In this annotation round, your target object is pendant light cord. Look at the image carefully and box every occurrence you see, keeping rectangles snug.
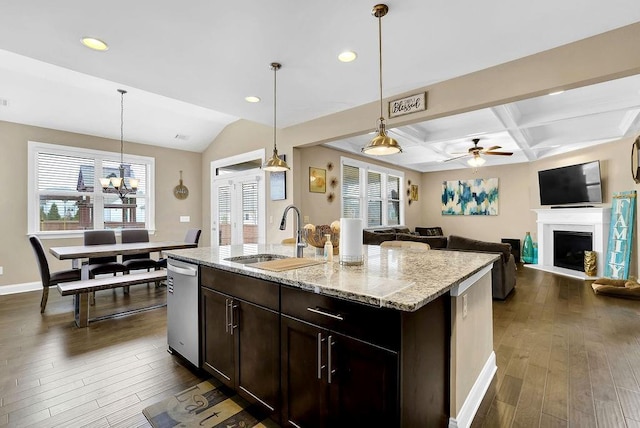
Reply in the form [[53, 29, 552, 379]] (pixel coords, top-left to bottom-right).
[[120, 90, 124, 165], [378, 14, 384, 121], [273, 65, 278, 152]]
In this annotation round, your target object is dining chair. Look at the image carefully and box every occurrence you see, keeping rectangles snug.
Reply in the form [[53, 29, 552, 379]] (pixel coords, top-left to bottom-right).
[[121, 229, 160, 290], [84, 230, 128, 301], [156, 228, 201, 269], [29, 235, 81, 313], [121, 229, 158, 271]]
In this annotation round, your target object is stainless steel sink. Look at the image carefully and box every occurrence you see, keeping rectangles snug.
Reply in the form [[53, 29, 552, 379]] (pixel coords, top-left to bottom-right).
[[225, 254, 291, 265]]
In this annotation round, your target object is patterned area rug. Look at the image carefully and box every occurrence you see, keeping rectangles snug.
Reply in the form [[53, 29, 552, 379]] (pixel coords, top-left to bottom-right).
[[143, 379, 279, 428]]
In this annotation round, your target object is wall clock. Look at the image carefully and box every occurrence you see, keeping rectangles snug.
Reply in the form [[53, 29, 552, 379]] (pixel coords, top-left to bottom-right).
[[173, 170, 189, 200], [633, 136, 640, 184]]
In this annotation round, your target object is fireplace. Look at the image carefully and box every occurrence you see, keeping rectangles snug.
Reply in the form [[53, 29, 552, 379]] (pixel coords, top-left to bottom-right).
[[553, 231, 593, 271], [532, 207, 610, 279]]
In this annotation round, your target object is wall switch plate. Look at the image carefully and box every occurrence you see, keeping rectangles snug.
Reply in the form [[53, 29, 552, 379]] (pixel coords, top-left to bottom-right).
[[270, 216, 273, 224], [0, 266, 3, 275], [304, 216, 310, 223], [180, 216, 190, 223], [462, 294, 468, 319]]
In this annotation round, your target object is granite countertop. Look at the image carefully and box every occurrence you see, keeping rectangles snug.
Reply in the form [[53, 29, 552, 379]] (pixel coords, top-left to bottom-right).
[[165, 244, 498, 312]]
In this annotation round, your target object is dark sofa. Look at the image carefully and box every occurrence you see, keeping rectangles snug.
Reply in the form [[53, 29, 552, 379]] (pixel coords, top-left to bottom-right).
[[363, 228, 516, 299]]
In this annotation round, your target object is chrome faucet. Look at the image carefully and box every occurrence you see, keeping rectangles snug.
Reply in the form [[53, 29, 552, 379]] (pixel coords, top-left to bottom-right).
[[279, 204, 306, 257]]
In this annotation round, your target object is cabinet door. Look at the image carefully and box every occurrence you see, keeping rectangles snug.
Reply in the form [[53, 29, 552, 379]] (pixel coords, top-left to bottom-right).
[[201, 288, 235, 388], [328, 332, 399, 426], [236, 299, 280, 417], [281, 316, 329, 427]]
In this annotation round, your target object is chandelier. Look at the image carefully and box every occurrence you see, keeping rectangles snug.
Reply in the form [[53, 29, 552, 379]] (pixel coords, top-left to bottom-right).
[[100, 89, 138, 200]]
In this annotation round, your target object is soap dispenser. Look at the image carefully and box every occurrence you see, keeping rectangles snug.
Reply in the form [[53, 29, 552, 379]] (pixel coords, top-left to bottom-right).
[[324, 234, 334, 262]]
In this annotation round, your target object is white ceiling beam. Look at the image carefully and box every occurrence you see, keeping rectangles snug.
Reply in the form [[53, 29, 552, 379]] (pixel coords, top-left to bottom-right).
[[491, 105, 538, 161]]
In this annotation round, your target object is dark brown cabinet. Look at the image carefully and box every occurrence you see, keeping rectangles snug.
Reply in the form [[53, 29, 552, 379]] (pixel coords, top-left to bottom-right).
[[200, 265, 450, 427], [200, 267, 280, 419], [280, 288, 399, 427]]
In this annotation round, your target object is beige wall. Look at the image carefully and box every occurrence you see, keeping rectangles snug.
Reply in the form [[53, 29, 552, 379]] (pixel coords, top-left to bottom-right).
[[296, 145, 422, 228], [0, 121, 202, 288]]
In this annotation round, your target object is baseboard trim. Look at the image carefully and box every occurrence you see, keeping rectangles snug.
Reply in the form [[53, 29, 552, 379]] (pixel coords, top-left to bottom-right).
[[0, 282, 41, 295], [448, 351, 497, 428]]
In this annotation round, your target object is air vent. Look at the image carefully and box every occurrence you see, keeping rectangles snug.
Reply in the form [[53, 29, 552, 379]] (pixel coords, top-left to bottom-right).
[[0, 98, 8, 107], [174, 134, 190, 141]]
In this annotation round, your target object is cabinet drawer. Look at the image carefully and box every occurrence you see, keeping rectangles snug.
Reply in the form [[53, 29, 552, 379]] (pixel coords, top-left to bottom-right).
[[281, 285, 400, 351], [201, 266, 279, 311]]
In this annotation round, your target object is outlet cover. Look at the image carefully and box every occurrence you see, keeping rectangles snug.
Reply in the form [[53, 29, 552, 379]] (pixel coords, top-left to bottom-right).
[[462, 294, 468, 319], [0, 266, 3, 275], [180, 216, 190, 223]]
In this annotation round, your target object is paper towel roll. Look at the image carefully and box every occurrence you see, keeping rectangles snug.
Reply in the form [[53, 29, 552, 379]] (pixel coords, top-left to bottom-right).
[[339, 218, 363, 265]]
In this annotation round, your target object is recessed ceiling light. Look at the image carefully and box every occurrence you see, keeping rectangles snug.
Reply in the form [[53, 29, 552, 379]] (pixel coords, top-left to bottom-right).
[[338, 51, 357, 63], [548, 90, 565, 96], [81, 37, 109, 51], [245, 96, 261, 103]]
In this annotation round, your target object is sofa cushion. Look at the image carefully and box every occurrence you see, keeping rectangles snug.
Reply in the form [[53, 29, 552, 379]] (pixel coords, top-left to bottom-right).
[[415, 227, 444, 236], [363, 230, 396, 245], [447, 235, 512, 263], [396, 233, 448, 249]]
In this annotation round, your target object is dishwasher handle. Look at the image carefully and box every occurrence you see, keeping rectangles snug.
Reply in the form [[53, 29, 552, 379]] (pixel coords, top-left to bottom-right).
[[167, 262, 198, 276]]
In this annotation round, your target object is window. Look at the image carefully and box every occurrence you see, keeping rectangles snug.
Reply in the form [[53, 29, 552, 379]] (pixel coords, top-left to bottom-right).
[[340, 157, 404, 227], [28, 142, 155, 236]]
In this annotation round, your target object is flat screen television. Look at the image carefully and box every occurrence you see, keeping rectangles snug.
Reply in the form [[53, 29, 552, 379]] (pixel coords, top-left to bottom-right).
[[538, 161, 603, 206]]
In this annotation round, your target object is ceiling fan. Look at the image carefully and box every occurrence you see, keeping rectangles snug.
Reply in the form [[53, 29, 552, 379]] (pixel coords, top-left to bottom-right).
[[444, 138, 513, 166]]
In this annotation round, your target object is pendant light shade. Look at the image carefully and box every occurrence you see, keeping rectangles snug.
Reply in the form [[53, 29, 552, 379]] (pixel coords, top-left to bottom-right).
[[362, 4, 402, 156], [263, 62, 290, 172]]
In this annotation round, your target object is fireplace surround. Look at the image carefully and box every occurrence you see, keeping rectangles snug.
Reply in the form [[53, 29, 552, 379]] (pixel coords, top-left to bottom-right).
[[531, 207, 610, 279]]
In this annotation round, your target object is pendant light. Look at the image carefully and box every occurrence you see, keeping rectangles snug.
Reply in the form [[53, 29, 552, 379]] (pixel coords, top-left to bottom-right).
[[263, 62, 290, 172], [99, 89, 138, 200], [362, 4, 402, 156]]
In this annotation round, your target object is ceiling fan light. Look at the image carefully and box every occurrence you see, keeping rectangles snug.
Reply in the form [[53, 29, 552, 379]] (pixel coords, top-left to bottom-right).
[[467, 156, 486, 167]]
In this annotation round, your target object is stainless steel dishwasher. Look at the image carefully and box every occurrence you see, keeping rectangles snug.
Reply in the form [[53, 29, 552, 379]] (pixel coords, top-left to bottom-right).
[[167, 259, 200, 367]]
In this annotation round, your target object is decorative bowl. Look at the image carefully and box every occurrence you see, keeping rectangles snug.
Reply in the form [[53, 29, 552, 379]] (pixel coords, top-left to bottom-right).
[[303, 224, 339, 255]]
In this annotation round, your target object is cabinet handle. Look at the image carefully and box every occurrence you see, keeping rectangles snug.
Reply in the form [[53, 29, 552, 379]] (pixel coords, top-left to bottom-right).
[[230, 303, 238, 336], [328, 335, 334, 384], [317, 333, 326, 380], [307, 307, 344, 321], [225, 298, 229, 333]]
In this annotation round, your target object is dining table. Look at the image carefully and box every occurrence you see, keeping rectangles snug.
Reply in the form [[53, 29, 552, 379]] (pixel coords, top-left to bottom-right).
[[49, 240, 198, 326]]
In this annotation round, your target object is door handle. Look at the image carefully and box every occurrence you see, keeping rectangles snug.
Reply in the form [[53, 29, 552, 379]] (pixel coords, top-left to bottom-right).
[[225, 298, 229, 333]]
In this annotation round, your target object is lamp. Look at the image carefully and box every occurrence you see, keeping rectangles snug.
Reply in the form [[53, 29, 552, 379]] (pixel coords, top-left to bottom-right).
[[263, 62, 290, 172], [100, 89, 138, 200], [362, 4, 402, 156], [467, 155, 486, 167]]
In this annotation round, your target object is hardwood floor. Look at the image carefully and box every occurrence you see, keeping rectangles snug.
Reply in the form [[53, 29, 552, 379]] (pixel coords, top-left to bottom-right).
[[473, 265, 640, 428], [2, 266, 639, 427], [0, 284, 206, 427]]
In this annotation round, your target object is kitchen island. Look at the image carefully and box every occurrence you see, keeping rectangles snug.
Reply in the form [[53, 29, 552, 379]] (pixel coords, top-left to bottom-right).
[[165, 244, 498, 428]]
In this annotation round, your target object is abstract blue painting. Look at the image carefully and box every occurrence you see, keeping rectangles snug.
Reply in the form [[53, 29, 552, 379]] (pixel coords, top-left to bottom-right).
[[442, 178, 499, 215]]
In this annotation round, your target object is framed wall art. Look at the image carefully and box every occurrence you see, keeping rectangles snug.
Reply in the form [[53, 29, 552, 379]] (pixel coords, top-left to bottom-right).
[[309, 167, 326, 193], [442, 178, 499, 215]]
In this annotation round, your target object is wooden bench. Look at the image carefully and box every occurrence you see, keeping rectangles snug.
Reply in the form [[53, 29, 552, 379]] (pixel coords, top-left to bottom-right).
[[58, 270, 167, 327]]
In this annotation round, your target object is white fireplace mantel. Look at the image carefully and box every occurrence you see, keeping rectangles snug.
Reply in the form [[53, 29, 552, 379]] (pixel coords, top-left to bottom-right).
[[530, 207, 611, 279]]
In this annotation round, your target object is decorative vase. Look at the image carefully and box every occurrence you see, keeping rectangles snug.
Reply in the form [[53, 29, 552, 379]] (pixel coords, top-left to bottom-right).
[[532, 242, 538, 264], [584, 251, 597, 277], [522, 232, 534, 264]]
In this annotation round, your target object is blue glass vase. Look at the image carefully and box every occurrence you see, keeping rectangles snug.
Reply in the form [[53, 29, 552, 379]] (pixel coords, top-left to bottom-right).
[[522, 232, 534, 264]]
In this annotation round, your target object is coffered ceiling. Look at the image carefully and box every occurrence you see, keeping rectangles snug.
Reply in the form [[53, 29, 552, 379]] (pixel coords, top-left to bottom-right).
[[0, 1, 639, 171]]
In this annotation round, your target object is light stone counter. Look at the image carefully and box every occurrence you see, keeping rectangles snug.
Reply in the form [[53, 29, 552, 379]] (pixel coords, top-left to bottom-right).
[[165, 244, 498, 312]]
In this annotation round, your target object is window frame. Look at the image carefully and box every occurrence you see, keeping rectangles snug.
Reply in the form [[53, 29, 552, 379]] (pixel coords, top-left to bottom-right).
[[340, 156, 405, 228], [28, 141, 155, 238]]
